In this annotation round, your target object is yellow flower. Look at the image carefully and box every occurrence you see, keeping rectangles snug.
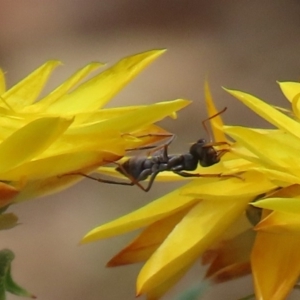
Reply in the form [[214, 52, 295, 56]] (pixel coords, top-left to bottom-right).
[[82, 80, 300, 299], [0, 50, 189, 209]]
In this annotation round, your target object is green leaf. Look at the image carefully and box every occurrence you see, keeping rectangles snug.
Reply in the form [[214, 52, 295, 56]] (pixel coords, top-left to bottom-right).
[[0, 249, 35, 299]]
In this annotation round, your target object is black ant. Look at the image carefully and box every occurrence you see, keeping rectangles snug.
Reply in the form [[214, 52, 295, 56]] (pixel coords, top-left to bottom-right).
[[67, 107, 232, 192]]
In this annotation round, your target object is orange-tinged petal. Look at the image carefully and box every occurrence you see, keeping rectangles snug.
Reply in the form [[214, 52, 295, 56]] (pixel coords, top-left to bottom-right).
[[224, 88, 300, 140], [203, 229, 255, 282], [255, 211, 300, 233], [251, 231, 300, 300], [277, 81, 300, 103], [2, 61, 61, 110], [81, 190, 198, 243], [204, 80, 227, 142], [0, 182, 19, 208], [1, 151, 121, 181], [136, 197, 250, 294], [107, 205, 195, 267], [24, 62, 103, 113], [0, 117, 73, 173], [0, 68, 6, 94], [45, 50, 167, 114]]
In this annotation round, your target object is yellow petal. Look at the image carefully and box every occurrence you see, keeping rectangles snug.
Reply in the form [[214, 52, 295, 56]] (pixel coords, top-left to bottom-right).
[[291, 92, 300, 120], [204, 80, 227, 142], [277, 81, 300, 103], [144, 263, 192, 300], [45, 50, 167, 114], [251, 231, 300, 299], [225, 126, 300, 170], [107, 205, 195, 267], [136, 197, 250, 294], [254, 168, 300, 186], [68, 99, 190, 136], [81, 190, 198, 243], [224, 88, 300, 140], [181, 171, 276, 200], [255, 211, 300, 233], [253, 197, 300, 214], [1, 151, 120, 181], [0, 68, 6, 94], [24, 62, 103, 113], [42, 128, 124, 158], [71, 104, 144, 126], [2, 61, 61, 110], [0, 117, 73, 173]]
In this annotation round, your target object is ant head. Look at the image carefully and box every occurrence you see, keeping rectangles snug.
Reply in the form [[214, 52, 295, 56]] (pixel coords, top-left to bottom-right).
[[189, 139, 220, 167]]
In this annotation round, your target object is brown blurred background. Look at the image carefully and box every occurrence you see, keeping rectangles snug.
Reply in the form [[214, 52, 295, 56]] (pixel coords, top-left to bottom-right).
[[1, 1, 300, 299]]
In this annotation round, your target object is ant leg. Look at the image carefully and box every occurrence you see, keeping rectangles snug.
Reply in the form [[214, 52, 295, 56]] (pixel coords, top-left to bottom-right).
[[202, 107, 227, 142], [202, 141, 230, 147], [173, 171, 241, 180], [216, 149, 230, 160], [142, 171, 161, 192], [126, 133, 176, 153], [70, 172, 135, 186], [109, 160, 149, 191]]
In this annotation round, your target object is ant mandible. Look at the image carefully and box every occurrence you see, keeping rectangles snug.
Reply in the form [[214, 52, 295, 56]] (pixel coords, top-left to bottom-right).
[[72, 107, 231, 192]]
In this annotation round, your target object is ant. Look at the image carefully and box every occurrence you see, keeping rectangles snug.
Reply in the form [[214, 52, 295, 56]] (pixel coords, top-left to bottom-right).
[[68, 107, 232, 192]]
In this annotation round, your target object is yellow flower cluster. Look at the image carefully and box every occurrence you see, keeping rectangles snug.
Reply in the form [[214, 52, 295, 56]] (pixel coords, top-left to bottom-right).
[[4, 49, 300, 300], [83, 78, 300, 299], [0, 50, 188, 207]]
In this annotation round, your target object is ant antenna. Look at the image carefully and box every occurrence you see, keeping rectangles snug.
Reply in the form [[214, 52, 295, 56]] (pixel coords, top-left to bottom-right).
[[202, 107, 227, 143]]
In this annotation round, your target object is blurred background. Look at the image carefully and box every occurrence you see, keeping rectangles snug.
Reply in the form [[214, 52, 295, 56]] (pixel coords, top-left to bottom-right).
[[1, 1, 300, 299]]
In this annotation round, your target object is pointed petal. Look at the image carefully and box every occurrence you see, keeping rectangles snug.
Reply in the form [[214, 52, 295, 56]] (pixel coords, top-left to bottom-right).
[[24, 62, 103, 113], [68, 99, 190, 136], [277, 81, 300, 103], [0, 182, 19, 208], [204, 229, 255, 279], [204, 80, 227, 142], [0, 69, 6, 95], [224, 88, 300, 140], [137, 197, 250, 294], [145, 263, 193, 300], [81, 189, 198, 244], [2, 61, 61, 110], [255, 211, 300, 233], [1, 151, 121, 181], [45, 50, 167, 114], [251, 231, 300, 300], [253, 197, 300, 214], [0, 117, 73, 173], [225, 126, 300, 170], [181, 171, 276, 200], [107, 205, 194, 266]]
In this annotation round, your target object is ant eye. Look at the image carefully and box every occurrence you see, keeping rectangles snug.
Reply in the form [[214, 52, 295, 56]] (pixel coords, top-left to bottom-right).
[[197, 138, 206, 144]]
